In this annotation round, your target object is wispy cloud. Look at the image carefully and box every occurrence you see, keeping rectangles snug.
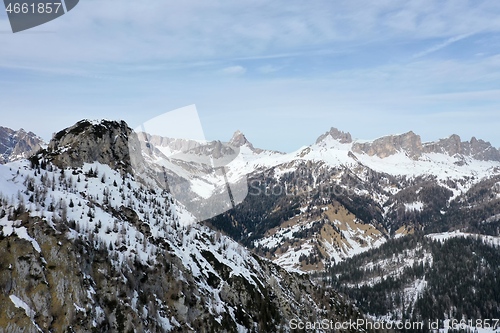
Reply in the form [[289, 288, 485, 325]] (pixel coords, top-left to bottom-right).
[[3, 0, 500, 151], [413, 33, 475, 59], [222, 65, 246, 75], [258, 65, 281, 74], [2, 0, 500, 69]]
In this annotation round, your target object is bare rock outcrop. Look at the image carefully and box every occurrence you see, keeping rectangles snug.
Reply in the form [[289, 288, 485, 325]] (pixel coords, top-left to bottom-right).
[[45, 120, 142, 174], [0, 127, 43, 164], [316, 127, 353, 144], [423, 134, 500, 161], [352, 131, 423, 159]]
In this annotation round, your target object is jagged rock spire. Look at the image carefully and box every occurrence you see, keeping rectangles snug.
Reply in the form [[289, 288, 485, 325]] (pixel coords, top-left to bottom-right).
[[316, 127, 353, 144]]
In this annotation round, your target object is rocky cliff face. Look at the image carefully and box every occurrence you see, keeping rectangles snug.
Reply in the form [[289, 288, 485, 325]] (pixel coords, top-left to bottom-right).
[[423, 134, 500, 161], [349, 131, 500, 161], [423, 134, 463, 156], [352, 131, 423, 159], [464, 136, 500, 161], [138, 130, 266, 158], [137, 132, 240, 161], [0, 126, 43, 164]]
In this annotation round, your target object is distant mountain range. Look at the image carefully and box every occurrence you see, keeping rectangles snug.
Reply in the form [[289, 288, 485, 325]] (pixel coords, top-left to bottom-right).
[[134, 125, 500, 271], [2, 120, 500, 331]]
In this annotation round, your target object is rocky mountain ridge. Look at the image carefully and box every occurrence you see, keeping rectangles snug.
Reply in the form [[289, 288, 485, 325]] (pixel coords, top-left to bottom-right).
[[317, 127, 500, 161], [0, 126, 44, 164]]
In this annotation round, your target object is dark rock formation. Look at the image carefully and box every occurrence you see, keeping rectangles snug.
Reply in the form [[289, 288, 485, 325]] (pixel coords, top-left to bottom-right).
[[0, 126, 43, 164]]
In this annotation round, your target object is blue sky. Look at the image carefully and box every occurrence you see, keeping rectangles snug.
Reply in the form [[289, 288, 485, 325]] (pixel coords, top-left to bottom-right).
[[1, 0, 500, 152]]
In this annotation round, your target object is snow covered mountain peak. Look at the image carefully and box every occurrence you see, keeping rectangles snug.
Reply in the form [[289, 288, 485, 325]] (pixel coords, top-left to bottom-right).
[[228, 130, 264, 154]]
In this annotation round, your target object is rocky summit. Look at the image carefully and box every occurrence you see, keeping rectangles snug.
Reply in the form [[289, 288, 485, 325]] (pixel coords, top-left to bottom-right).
[[348, 130, 500, 161], [315, 127, 353, 144], [45, 119, 142, 175], [0, 126, 43, 164]]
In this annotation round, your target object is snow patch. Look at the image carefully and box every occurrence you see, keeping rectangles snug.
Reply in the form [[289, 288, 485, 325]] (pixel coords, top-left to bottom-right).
[[9, 295, 42, 332], [404, 201, 424, 212], [0, 220, 41, 253]]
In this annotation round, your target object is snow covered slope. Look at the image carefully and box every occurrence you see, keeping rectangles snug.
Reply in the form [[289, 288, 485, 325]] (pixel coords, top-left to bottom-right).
[[329, 232, 500, 327]]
